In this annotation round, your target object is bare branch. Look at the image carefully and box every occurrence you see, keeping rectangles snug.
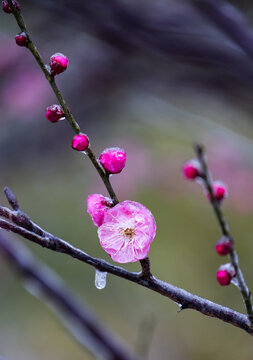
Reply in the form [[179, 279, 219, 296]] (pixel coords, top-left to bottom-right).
[[0, 232, 138, 360], [0, 189, 253, 335]]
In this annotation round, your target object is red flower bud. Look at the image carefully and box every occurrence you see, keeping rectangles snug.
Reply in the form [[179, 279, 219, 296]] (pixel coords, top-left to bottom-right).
[[206, 181, 228, 202], [216, 264, 235, 286], [15, 32, 28, 46], [215, 236, 233, 256], [45, 105, 64, 123], [183, 159, 202, 180], [49, 53, 68, 75], [99, 147, 126, 174], [72, 134, 89, 151], [2, 0, 20, 13]]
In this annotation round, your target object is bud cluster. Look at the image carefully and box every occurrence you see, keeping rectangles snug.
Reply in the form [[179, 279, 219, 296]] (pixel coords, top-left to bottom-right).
[[183, 158, 227, 202], [2, 0, 20, 13], [4, 9, 127, 176], [215, 236, 235, 286], [183, 157, 235, 286]]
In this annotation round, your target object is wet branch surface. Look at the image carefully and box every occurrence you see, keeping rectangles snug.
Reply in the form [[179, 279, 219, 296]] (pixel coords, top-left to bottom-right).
[[0, 187, 253, 335]]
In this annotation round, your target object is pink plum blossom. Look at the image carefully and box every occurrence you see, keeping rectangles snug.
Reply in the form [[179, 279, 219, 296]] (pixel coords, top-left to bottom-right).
[[87, 194, 112, 227], [98, 200, 156, 263]]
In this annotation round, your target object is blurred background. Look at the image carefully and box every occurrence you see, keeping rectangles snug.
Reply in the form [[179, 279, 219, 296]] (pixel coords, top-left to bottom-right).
[[1, 0, 253, 358]]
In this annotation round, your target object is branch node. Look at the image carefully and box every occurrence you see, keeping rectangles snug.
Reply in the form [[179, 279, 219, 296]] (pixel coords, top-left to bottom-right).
[[4, 187, 20, 211], [139, 257, 153, 280], [194, 143, 204, 157], [177, 303, 188, 313]]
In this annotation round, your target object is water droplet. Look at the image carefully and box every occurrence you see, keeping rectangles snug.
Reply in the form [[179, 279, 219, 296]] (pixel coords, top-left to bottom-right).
[[95, 269, 107, 290], [177, 304, 183, 312]]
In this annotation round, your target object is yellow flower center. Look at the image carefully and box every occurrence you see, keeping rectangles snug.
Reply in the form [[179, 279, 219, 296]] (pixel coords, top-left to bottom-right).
[[122, 227, 135, 239]]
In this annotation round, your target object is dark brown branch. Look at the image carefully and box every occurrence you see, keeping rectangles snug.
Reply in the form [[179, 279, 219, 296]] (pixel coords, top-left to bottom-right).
[[194, 144, 253, 324], [0, 232, 137, 360], [0, 189, 253, 335], [139, 257, 152, 280]]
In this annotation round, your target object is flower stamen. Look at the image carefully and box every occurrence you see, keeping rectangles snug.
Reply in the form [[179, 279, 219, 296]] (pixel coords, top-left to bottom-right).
[[122, 227, 135, 240]]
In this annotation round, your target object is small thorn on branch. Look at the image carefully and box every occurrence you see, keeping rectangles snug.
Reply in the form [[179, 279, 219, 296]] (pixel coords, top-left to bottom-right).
[[139, 257, 152, 280], [2, 187, 43, 235], [4, 187, 20, 211], [194, 143, 204, 157], [177, 304, 188, 313]]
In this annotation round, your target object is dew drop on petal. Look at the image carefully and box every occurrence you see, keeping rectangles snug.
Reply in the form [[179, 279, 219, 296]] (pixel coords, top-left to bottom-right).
[[95, 269, 107, 290]]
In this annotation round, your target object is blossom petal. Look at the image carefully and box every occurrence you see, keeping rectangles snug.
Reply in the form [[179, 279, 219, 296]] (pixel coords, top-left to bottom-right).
[[97, 200, 156, 263]]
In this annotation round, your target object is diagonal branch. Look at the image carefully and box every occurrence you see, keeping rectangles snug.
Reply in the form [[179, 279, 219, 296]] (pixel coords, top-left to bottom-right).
[[194, 144, 253, 324], [0, 232, 138, 360], [0, 187, 253, 335], [6, 0, 118, 206]]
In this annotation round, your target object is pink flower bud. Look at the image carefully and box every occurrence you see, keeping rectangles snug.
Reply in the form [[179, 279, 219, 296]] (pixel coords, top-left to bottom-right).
[[15, 32, 27, 46], [216, 263, 235, 286], [2, 0, 20, 13], [98, 200, 156, 263], [87, 194, 112, 227], [72, 134, 89, 151], [207, 181, 228, 202], [45, 104, 64, 123], [49, 53, 68, 75], [99, 147, 126, 174], [183, 159, 202, 180], [215, 236, 233, 256]]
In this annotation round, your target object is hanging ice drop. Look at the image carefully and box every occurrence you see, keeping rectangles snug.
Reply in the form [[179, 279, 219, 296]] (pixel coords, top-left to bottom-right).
[[95, 269, 107, 290]]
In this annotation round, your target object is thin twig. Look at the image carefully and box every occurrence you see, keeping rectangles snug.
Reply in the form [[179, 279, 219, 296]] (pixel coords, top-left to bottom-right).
[[0, 232, 137, 360], [0, 188, 253, 335], [6, 0, 118, 205], [194, 144, 253, 324]]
